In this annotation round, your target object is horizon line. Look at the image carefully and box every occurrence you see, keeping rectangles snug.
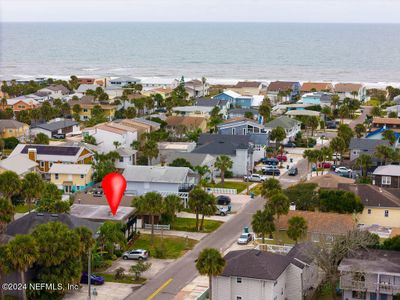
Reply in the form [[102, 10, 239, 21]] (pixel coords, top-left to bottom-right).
[[1, 21, 400, 24]]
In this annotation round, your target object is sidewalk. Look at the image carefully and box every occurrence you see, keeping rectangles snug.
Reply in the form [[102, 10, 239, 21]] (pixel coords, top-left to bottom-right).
[[64, 282, 139, 300]]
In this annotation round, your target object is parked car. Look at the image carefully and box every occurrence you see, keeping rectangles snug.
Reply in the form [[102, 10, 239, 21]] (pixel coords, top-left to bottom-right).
[[237, 232, 253, 245], [263, 166, 281, 176], [335, 166, 352, 174], [319, 162, 332, 169], [216, 195, 231, 206], [122, 249, 149, 260], [326, 121, 337, 129], [92, 189, 103, 197], [276, 155, 287, 162], [260, 157, 279, 165], [80, 273, 105, 285], [283, 141, 296, 148], [288, 167, 298, 176], [216, 205, 230, 216], [52, 133, 66, 139], [243, 173, 267, 182]]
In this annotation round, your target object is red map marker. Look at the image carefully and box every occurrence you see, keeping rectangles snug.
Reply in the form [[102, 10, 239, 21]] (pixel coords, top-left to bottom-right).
[[102, 173, 127, 215]]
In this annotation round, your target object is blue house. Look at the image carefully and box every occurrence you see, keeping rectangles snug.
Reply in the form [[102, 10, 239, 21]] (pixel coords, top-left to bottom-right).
[[213, 90, 263, 108], [213, 90, 241, 104], [299, 92, 332, 106], [366, 126, 400, 147]]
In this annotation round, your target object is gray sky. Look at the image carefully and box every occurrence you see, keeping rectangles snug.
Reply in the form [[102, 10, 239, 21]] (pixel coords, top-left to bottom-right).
[[1, 0, 399, 23]]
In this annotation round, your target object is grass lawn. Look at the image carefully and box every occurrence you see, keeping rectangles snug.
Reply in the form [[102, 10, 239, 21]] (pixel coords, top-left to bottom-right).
[[129, 234, 197, 259], [364, 99, 380, 107], [171, 217, 222, 233], [260, 230, 296, 245], [14, 204, 29, 213], [250, 183, 262, 196], [97, 272, 146, 284], [206, 181, 248, 193]]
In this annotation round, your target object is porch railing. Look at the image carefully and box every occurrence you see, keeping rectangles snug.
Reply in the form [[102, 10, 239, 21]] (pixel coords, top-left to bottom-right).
[[144, 224, 171, 231]]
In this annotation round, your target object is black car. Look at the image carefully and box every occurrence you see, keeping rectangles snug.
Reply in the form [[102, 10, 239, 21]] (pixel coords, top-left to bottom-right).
[[52, 133, 66, 139], [288, 167, 298, 176], [260, 157, 279, 165], [326, 121, 337, 129], [216, 195, 231, 206], [80, 273, 104, 285], [263, 168, 281, 176], [283, 141, 296, 148]]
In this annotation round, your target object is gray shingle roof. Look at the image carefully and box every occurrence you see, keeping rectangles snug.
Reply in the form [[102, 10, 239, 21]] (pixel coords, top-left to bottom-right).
[[164, 152, 215, 167], [349, 138, 390, 151], [195, 98, 229, 107], [0, 119, 27, 130], [373, 165, 400, 177], [193, 134, 250, 155], [228, 108, 259, 115], [6, 213, 101, 236], [265, 116, 301, 129], [34, 119, 78, 132]]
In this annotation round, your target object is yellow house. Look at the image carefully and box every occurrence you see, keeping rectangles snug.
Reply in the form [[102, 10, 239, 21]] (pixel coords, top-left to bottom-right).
[[142, 87, 173, 99], [0, 120, 29, 138], [69, 96, 117, 121], [339, 183, 400, 228], [48, 163, 94, 193]]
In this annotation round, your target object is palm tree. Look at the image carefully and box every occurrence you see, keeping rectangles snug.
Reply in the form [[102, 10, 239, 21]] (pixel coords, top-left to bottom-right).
[[188, 187, 210, 231], [0, 171, 21, 203], [287, 216, 308, 243], [267, 192, 290, 224], [113, 141, 121, 149], [21, 172, 44, 212], [331, 95, 340, 110], [141, 139, 159, 165], [354, 124, 366, 138], [163, 194, 183, 224], [375, 144, 395, 165], [0, 245, 11, 300], [0, 197, 14, 234], [371, 106, 382, 117], [251, 209, 275, 243], [338, 105, 350, 123], [1, 97, 7, 110], [382, 129, 396, 146], [194, 165, 210, 187], [97, 221, 126, 256], [260, 178, 282, 199], [330, 137, 346, 165], [132, 192, 164, 244], [350, 91, 358, 99], [307, 116, 320, 136], [258, 99, 272, 123], [196, 248, 225, 300], [214, 155, 233, 187], [320, 146, 333, 168], [200, 194, 217, 231], [354, 154, 372, 177], [270, 126, 286, 155], [6, 234, 39, 300], [303, 149, 317, 176]]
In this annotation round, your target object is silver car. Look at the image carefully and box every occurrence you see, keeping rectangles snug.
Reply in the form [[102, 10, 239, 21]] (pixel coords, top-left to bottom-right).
[[122, 249, 149, 260]]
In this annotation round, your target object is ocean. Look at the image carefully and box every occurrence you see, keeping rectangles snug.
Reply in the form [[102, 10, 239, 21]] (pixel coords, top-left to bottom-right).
[[1, 22, 400, 83]]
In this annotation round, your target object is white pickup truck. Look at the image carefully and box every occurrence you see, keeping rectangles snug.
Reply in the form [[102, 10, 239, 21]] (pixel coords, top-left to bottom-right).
[[243, 173, 267, 182]]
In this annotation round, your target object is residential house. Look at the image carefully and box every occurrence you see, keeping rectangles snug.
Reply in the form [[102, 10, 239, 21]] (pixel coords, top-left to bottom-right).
[[31, 119, 80, 138], [213, 90, 242, 105], [76, 84, 101, 94], [172, 106, 213, 117], [285, 109, 321, 118], [308, 173, 355, 189], [69, 95, 117, 121], [373, 165, 400, 188], [334, 83, 366, 101], [83, 123, 138, 153], [349, 138, 390, 161], [38, 84, 70, 99], [386, 105, 400, 117], [212, 243, 321, 300], [366, 127, 400, 146], [266, 81, 301, 103], [192, 134, 254, 176], [184, 79, 209, 98], [339, 183, 400, 229], [299, 92, 332, 106], [300, 82, 333, 94], [141, 78, 175, 90], [217, 118, 268, 161], [115, 147, 137, 170], [339, 249, 400, 300], [195, 98, 230, 117], [0, 154, 38, 176], [8, 144, 93, 174], [77, 77, 106, 86], [165, 116, 208, 134], [115, 118, 160, 136], [371, 117, 400, 132], [108, 77, 141, 87], [123, 165, 198, 207], [276, 210, 355, 242], [2, 97, 39, 112], [227, 108, 260, 122], [141, 87, 173, 99], [158, 141, 197, 157], [48, 163, 94, 193], [264, 116, 301, 143], [231, 81, 264, 95], [1, 213, 101, 299], [0, 120, 29, 138]]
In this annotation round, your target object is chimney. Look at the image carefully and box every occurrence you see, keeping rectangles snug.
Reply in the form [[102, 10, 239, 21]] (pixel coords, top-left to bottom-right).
[[28, 148, 37, 161]]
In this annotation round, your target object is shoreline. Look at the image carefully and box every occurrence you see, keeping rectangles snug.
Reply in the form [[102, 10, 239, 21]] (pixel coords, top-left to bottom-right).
[[2, 74, 399, 89]]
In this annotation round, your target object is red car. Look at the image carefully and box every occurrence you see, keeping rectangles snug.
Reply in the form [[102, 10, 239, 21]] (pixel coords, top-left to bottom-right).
[[276, 155, 287, 162], [319, 162, 332, 169]]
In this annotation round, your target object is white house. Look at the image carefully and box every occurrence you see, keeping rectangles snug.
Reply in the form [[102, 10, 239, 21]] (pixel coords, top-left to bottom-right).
[[264, 116, 301, 143], [212, 244, 320, 300], [82, 123, 138, 153], [123, 165, 198, 206], [38, 84, 70, 99], [115, 147, 137, 170], [108, 77, 141, 87], [0, 154, 38, 176], [334, 83, 366, 101]]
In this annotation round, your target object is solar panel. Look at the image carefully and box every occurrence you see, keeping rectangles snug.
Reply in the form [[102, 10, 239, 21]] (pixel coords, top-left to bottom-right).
[[21, 145, 80, 156]]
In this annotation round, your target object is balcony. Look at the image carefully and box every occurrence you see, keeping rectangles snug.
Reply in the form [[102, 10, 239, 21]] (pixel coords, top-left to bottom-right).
[[340, 277, 400, 294]]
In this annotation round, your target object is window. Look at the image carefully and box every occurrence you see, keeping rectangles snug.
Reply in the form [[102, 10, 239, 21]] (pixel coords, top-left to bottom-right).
[[352, 291, 366, 299], [232, 128, 236, 135], [119, 157, 124, 162], [236, 297, 242, 300], [236, 277, 242, 283], [83, 109, 88, 112], [385, 210, 389, 217], [368, 209, 371, 214], [382, 176, 391, 185], [40, 161, 44, 168], [80, 174, 85, 179], [55, 174, 59, 180]]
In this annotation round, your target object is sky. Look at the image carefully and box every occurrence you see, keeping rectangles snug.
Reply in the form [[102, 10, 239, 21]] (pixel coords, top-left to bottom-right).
[[1, 0, 399, 23]]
